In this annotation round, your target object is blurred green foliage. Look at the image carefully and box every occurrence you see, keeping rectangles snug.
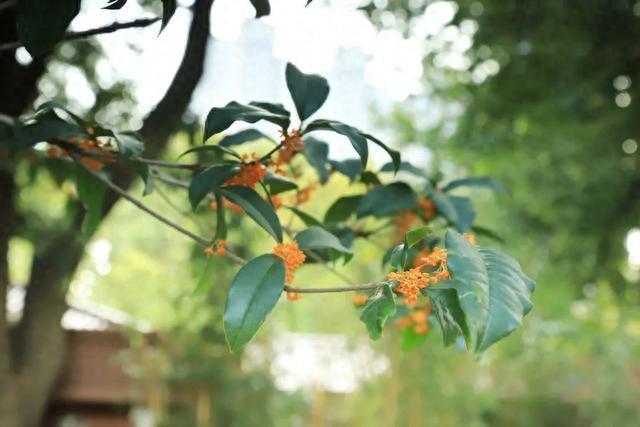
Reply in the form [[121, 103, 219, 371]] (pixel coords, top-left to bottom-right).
[[10, 1, 640, 425]]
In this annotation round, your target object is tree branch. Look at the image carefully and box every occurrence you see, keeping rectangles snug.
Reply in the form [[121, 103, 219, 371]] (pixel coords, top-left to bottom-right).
[[284, 284, 379, 294], [0, 18, 160, 52]]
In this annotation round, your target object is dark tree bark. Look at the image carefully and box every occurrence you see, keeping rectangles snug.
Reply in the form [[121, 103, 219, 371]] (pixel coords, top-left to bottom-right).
[[0, 0, 214, 425]]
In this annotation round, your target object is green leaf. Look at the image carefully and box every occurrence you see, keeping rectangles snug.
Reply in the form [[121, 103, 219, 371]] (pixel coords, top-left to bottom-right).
[[103, 0, 127, 10], [360, 284, 396, 340], [224, 254, 286, 352], [249, 0, 270, 17], [389, 244, 407, 271], [113, 132, 144, 158], [160, 0, 177, 30], [302, 137, 330, 183], [305, 119, 368, 167], [401, 327, 428, 352], [14, 119, 84, 150], [134, 163, 154, 196], [36, 101, 85, 126], [405, 226, 431, 248], [285, 207, 323, 227], [221, 186, 283, 242], [441, 176, 507, 194], [362, 132, 400, 173], [445, 229, 535, 352], [188, 164, 239, 210], [329, 159, 362, 180], [204, 102, 290, 141], [431, 191, 476, 232], [426, 286, 471, 348], [285, 63, 330, 121], [360, 171, 381, 186], [178, 144, 241, 161], [193, 257, 214, 296], [219, 129, 273, 147], [324, 195, 362, 224], [357, 183, 416, 218], [471, 226, 505, 244], [214, 190, 227, 240], [75, 168, 106, 236], [295, 226, 352, 254], [17, 0, 80, 55], [249, 102, 290, 116], [380, 161, 427, 178], [263, 172, 298, 195]]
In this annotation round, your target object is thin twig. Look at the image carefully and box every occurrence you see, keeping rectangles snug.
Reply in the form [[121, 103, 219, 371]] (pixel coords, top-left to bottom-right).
[[77, 160, 382, 294], [284, 283, 379, 294], [259, 143, 283, 162], [135, 157, 200, 170], [72, 154, 246, 265], [0, 17, 159, 51]]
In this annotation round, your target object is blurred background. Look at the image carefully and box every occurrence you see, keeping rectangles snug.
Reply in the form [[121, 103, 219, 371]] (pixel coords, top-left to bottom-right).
[[6, 0, 640, 426]]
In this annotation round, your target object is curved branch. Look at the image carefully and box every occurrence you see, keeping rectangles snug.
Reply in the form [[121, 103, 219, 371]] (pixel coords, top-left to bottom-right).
[[0, 18, 160, 52]]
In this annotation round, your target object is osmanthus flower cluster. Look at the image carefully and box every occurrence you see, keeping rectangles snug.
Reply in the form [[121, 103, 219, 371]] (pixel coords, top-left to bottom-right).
[[0, 63, 536, 355]]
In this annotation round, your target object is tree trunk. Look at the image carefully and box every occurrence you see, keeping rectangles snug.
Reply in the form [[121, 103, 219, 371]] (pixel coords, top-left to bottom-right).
[[0, 0, 214, 424]]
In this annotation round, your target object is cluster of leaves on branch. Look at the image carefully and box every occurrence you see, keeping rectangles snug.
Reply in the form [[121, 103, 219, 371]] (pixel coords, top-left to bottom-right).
[[0, 62, 535, 354]]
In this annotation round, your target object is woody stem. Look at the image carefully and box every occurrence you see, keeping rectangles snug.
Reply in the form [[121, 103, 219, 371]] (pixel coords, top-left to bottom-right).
[[76, 162, 381, 294]]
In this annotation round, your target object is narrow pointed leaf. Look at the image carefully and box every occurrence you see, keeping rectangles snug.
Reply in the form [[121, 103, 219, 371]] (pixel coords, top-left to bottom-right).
[[295, 226, 352, 254], [305, 119, 368, 167], [219, 129, 273, 147], [75, 168, 106, 235], [302, 137, 330, 183], [188, 164, 239, 210], [160, 0, 177, 30], [441, 176, 507, 194], [362, 132, 400, 173], [357, 183, 416, 218], [204, 102, 290, 141], [324, 195, 361, 223], [221, 186, 283, 242], [178, 144, 241, 161]]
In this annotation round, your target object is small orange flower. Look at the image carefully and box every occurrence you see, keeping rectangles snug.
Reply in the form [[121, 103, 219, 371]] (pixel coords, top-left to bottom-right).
[[393, 211, 418, 241], [387, 268, 430, 304], [282, 129, 304, 152], [286, 291, 302, 301], [46, 147, 60, 158], [204, 240, 226, 256], [81, 156, 104, 171], [210, 198, 244, 213], [413, 322, 429, 334], [295, 186, 313, 205], [463, 232, 477, 246], [417, 197, 436, 221], [352, 294, 369, 306], [225, 158, 266, 189], [413, 248, 431, 268], [396, 316, 413, 329], [398, 305, 431, 334], [273, 129, 304, 167], [86, 127, 95, 136], [273, 242, 306, 283], [270, 195, 283, 210]]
